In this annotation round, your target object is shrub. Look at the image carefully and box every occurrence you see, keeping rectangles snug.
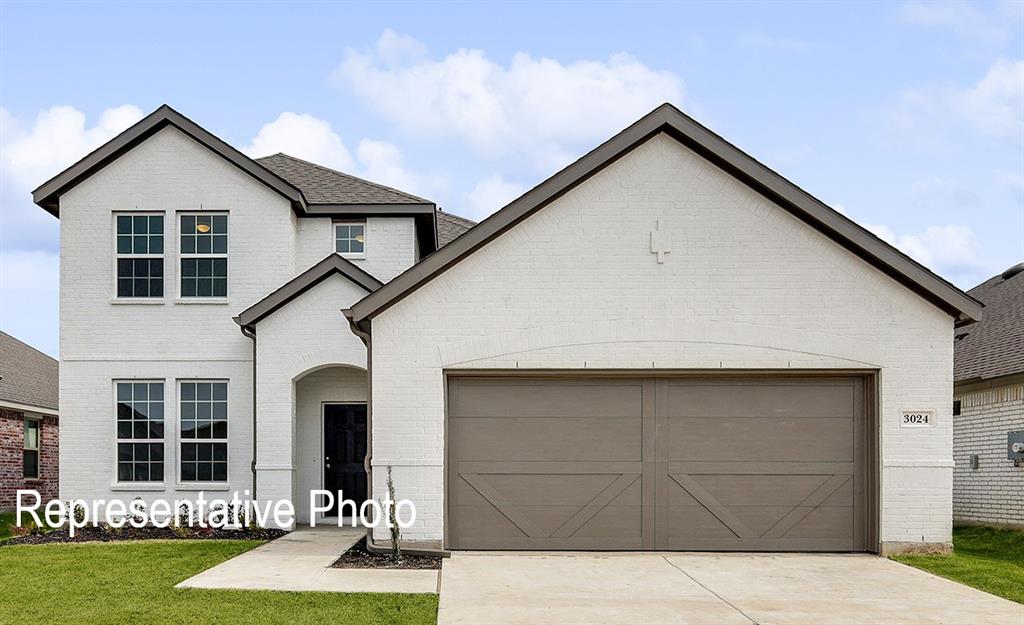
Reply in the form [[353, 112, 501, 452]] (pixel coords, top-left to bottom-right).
[[385, 465, 402, 560]]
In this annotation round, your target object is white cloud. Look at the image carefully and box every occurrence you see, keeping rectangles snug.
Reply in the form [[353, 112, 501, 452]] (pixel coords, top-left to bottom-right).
[[898, 1, 1010, 42], [241, 111, 445, 201], [333, 30, 684, 168], [890, 58, 1024, 146], [1, 104, 143, 190], [951, 58, 1024, 140], [355, 139, 447, 200], [244, 112, 353, 170], [465, 174, 526, 220], [865, 222, 985, 283], [0, 250, 59, 357]]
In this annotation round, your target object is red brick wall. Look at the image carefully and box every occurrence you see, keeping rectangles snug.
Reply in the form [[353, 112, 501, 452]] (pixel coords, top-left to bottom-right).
[[0, 408, 59, 510]]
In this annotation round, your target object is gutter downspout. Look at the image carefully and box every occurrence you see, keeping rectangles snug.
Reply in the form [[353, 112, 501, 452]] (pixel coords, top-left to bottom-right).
[[238, 321, 258, 500], [343, 310, 376, 549]]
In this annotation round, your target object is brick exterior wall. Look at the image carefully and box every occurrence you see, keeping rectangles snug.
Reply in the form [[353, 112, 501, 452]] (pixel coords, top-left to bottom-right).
[[953, 382, 1024, 527], [57, 125, 415, 512], [370, 133, 957, 550], [0, 408, 58, 510]]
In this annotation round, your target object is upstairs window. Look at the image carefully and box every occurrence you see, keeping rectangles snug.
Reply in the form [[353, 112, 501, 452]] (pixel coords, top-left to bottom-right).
[[180, 214, 228, 298], [335, 222, 365, 256], [115, 214, 163, 298], [115, 381, 164, 482], [23, 419, 40, 479]]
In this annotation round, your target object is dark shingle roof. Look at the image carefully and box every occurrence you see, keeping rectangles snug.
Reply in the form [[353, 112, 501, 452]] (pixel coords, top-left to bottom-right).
[[955, 264, 1024, 383], [255, 153, 431, 205], [437, 210, 476, 247], [0, 332, 58, 411]]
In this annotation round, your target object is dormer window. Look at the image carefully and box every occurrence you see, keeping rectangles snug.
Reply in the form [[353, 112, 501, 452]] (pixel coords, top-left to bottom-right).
[[335, 222, 365, 257]]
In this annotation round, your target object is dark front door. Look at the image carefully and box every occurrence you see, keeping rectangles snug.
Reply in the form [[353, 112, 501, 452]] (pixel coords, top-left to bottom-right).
[[324, 403, 368, 516]]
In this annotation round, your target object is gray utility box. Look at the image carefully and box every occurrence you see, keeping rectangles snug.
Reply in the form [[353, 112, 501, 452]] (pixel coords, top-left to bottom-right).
[[1009, 431, 1024, 461]]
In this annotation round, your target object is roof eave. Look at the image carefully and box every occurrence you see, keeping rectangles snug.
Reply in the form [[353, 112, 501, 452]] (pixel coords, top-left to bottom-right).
[[32, 104, 307, 217], [235, 254, 383, 328], [303, 203, 438, 255], [348, 103, 983, 326]]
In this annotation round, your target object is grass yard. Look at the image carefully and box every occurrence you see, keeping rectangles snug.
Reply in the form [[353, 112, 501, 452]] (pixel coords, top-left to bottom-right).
[[0, 540, 438, 625], [892, 525, 1024, 604]]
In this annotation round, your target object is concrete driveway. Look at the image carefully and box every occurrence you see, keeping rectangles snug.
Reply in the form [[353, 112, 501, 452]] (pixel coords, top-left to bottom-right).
[[438, 552, 1024, 625]]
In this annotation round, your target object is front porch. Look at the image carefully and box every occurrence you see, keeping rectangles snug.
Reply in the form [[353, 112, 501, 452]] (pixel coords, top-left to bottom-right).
[[258, 364, 370, 526], [242, 264, 380, 528]]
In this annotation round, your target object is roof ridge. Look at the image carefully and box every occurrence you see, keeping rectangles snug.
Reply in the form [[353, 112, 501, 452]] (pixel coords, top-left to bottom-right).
[[0, 330, 57, 363], [256, 152, 433, 205]]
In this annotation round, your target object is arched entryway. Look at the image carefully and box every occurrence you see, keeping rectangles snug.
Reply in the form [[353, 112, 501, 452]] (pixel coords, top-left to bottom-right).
[[293, 364, 368, 524]]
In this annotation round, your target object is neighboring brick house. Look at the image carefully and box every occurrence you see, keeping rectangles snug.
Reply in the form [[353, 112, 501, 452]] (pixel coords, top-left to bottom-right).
[[35, 103, 984, 554], [0, 331, 59, 509], [953, 262, 1024, 528]]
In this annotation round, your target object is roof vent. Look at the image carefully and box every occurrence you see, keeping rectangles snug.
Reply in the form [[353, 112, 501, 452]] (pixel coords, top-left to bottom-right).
[[1001, 262, 1024, 281]]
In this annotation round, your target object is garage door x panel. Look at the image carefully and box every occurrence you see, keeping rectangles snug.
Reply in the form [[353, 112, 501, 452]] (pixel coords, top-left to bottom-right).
[[447, 376, 865, 551]]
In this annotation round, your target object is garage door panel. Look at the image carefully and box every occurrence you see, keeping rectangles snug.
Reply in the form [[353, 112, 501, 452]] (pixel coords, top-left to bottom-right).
[[667, 473, 851, 507], [449, 380, 644, 418], [453, 473, 641, 507], [568, 505, 644, 539], [667, 417, 853, 462], [665, 505, 743, 538], [450, 417, 642, 461], [667, 382, 856, 419], [785, 506, 855, 538], [452, 480, 643, 541], [446, 375, 867, 552], [451, 506, 644, 542]]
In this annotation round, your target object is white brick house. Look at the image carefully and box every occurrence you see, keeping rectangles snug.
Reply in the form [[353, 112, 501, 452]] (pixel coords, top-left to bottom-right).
[[36, 104, 982, 554], [953, 263, 1024, 528]]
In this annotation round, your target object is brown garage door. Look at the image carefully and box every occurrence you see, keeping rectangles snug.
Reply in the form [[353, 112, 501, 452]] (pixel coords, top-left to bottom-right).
[[446, 375, 868, 551]]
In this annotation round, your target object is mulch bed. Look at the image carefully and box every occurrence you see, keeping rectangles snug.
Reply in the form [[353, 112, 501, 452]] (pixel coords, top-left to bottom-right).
[[331, 537, 442, 570], [2, 525, 285, 546]]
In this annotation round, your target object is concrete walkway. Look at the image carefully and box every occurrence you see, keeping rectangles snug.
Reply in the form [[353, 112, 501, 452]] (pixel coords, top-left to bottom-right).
[[177, 525, 439, 594], [438, 552, 1024, 625]]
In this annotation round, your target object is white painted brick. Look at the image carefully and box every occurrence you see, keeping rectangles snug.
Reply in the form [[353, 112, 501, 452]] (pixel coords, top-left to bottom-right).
[[370, 134, 955, 545], [58, 127, 416, 514]]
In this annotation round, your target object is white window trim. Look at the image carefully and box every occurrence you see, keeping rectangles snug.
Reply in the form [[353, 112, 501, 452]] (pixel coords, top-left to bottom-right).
[[175, 379, 229, 487], [23, 417, 40, 480], [113, 379, 166, 485], [177, 211, 230, 301], [112, 211, 165, 301], [333, 220, 367, 259]]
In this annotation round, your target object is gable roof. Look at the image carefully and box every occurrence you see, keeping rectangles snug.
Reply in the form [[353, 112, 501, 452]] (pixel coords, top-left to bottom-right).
[[0, 331, 58, 412], [256, 153, 431, 205], [436, 210, 477, 247], [32, 104, 443, 254], [348, 103, 983, 328], [235, 254, 383, 328], [954, 263, 1024, 384], [33, 105, 306, 215]]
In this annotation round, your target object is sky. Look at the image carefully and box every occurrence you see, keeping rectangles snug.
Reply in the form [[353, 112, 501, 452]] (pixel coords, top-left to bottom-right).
[[1, 1, 1022, 357]]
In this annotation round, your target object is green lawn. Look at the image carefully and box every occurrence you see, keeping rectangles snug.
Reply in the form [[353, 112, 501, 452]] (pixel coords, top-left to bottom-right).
[[0, 540, 438, 625], [892, 525, 1024, 604]]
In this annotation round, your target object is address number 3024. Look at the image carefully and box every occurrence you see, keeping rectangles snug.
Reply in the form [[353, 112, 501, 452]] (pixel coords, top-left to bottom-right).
[[901, 411, 933, 427]]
